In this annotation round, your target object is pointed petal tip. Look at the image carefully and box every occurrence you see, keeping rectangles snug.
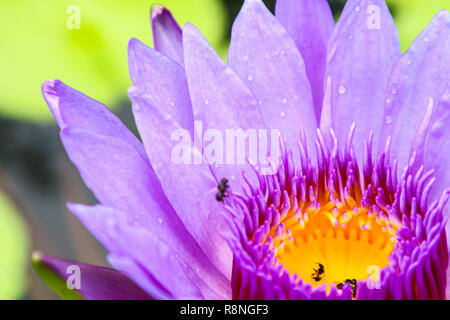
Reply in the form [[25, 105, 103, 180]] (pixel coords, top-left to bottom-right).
[[182, 22, 215, 53], [430, 9, 450, 27], [41, 79, 61, 96], [150, 4, 165, 18], [32, 251, 153, 300], [127, 86, 148, 108], [127, 85, 141, 97], [150, 5, 183, 66], [182, 21, 197, 35], [427, 9, 450, 31], [127, 37, 139, 48], [66, 202, 101, 219], [150, 4, 174, 22], [67, 202, 85, 221], [31, 251, 85, 300], [42, 79, 65, 126], [127, 37, 144, 57], [32, 250, 44, 263], [241, 0, 269, 13], [437, 8, 449, 17], [66, 201, 79, 211], [243, 0, 261, 7], [182, 22, 206, 51]]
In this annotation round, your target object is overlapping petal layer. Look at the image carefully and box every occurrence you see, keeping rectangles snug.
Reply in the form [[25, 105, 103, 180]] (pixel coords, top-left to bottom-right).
[[321, 0, 401, 159], [276, 0, 334, 119], [37, 0, 450, 300]]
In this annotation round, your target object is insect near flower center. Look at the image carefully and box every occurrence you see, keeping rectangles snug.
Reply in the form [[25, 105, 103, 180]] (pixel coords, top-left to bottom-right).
[[226, 127, 447, 300], [268, 197, 399, 289]]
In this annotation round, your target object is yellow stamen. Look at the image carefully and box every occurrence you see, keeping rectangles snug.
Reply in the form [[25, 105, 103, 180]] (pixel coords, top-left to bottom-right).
[[267, 195, 399, 290]]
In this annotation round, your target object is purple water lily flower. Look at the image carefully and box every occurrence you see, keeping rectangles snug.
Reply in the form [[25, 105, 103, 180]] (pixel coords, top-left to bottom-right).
[[36, 0, 450, 300]]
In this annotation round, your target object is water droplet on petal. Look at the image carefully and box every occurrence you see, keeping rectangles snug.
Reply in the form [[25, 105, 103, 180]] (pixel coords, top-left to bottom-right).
[[170, 101, 175, 107], [391, 88, 397, 95], [158, 218, 164, 224], [407, 60, 412, 65], [386, 98, 392, 104], [386, 116, 393, 124], [338, 85, 346, 95], [282, 98, 288, 104], [424, 37, 429, 42], [280, 111, 286, 118], [355, 6, 361, 12], [247, 75, 253, 82], [205, 99, 209, 105], [243, 55, 249, 62]]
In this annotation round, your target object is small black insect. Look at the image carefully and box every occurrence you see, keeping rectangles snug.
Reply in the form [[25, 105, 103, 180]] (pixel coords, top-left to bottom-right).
[[336, 278, 358, 298], [216, 178, 229, 202], [311, 263, 325, 282]]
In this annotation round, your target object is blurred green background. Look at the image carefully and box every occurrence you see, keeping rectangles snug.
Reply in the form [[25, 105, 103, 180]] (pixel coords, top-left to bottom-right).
[[0, 0, 447, 299]]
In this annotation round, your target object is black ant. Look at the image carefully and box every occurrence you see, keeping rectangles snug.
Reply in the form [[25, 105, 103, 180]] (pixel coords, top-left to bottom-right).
[[336, 278, 358, 298], [216, 178, 229, 202], [311, 263, 325, 282]]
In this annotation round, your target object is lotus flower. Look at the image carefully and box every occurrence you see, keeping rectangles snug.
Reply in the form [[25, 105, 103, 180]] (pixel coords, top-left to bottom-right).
[[35, 0, 450, 300]]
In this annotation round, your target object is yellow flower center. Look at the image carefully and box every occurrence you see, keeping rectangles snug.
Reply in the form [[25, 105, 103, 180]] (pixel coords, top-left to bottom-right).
[[268, 196, 400, 290]]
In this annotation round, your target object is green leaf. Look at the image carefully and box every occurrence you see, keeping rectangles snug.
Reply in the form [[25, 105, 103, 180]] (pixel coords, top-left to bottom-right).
[[0, 191, 29, 299], [32, 252, 84, 300], [0, 0, 226, 121], [388, 0, 450, 52]]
